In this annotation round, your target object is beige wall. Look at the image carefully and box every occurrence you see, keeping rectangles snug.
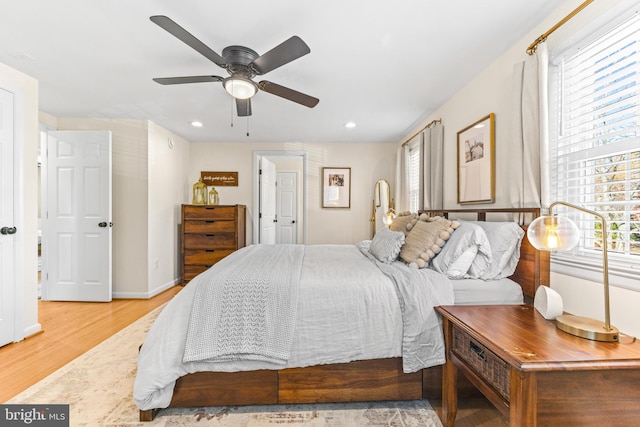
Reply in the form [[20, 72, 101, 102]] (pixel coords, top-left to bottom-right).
[[148, 122, 190, 296], [400, 0, 640, 338], [189, 141, 397, 245], [51, 118, 190, 297]]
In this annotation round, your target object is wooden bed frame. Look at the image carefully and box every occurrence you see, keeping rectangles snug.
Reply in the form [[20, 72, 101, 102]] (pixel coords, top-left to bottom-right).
[[140, 208, 550, 421]]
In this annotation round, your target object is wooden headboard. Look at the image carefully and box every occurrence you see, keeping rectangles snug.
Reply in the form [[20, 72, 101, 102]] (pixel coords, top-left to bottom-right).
[[419, 208, 550, 301]]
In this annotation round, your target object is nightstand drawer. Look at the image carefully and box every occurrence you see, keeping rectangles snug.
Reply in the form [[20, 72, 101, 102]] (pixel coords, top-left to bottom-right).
[[452, 325, 510, 402]]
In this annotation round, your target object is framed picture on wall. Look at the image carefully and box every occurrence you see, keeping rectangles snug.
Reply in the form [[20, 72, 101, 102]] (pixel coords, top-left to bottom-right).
[[457, 113, 495, 204], [322, 167, 351, 208]]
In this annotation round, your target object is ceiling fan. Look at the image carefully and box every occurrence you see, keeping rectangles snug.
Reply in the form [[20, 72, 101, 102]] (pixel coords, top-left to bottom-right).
[[150, 15, 319, 117]]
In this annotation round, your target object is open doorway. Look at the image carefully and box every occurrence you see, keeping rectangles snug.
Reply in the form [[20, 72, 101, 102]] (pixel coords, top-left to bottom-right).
[[253, 151, 307, 244]]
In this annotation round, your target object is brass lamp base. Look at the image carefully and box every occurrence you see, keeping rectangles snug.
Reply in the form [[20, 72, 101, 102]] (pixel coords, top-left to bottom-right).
[[555, 314, 619, 342]]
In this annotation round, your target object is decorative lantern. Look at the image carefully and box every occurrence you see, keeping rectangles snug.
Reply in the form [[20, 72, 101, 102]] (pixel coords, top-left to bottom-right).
[[208, 186, 219, 205], [192, 178, 207, 205]]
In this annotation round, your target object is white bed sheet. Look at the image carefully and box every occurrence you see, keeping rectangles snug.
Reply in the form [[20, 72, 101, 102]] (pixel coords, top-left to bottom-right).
[[452, 277, 523, 305]]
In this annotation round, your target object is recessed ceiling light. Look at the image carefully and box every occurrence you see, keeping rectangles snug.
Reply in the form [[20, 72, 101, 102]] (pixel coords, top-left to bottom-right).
[[344, 122, 356, 128], [190, 121, 203, 127]]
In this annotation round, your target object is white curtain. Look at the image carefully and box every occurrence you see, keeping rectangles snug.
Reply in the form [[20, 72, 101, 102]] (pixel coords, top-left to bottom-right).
[[509, 43, 550, 223], [422, 123, 444, 210], [395, 144, 410, 212]]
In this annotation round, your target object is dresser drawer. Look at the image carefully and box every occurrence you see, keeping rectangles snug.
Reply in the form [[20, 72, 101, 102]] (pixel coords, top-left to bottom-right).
[[183, 265, 210, 282], [184, 220, 236, 234], [452, 325, 510, 402], [183, 205, 236, 220], [183, 233, 237, 249], [184, 249, 234, 265]]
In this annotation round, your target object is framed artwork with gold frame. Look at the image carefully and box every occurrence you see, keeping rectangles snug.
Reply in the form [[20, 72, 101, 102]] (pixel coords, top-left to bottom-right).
[[457, 113, 495, 204], [322, 167, 351, 208]]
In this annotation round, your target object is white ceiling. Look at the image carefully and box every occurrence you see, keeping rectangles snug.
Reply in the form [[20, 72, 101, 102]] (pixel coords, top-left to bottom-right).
[[1, 0, 559, 144]]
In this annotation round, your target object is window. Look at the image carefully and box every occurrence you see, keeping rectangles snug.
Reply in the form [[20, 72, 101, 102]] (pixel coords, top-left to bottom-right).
[[549, 11, 640, 288], [407, 141, 421, 213]]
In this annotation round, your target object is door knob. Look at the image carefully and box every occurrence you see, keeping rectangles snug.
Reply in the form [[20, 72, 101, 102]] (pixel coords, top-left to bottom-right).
[[0, 226, 17, 235], [98, 222, 108, 228], [292, 220, 296, 224]]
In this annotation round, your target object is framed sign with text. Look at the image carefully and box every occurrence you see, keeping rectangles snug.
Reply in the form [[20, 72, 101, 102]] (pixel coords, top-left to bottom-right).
[[201, 171, 239, 187]]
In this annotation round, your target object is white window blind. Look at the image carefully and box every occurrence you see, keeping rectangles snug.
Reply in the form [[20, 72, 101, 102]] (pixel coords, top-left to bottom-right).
[[408, 144, 421, 213], [549, 11, 640, 284]]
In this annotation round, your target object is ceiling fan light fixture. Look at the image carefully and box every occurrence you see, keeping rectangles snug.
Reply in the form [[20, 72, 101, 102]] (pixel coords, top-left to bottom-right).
[[223, 77, 257, 99]]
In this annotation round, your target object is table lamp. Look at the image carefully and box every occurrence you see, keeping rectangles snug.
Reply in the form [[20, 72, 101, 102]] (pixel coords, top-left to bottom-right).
[[527, 201, 619, 342]]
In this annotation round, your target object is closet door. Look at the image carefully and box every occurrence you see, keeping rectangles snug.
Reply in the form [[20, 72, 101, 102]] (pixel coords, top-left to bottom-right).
[[0, 88, 16, 346], [43, 131, 112, 302]]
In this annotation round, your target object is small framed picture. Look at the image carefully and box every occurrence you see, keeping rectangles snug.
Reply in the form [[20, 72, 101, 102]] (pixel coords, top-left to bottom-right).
[[322, 167, 351, 208], [457, 113, 495, 204]]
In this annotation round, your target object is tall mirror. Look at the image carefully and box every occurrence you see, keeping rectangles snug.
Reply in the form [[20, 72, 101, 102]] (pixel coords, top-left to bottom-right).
[[371, 179, 394, 237]]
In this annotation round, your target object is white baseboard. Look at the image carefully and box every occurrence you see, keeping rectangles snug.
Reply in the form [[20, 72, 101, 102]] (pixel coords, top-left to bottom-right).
[[112, 278, 181, 299], [23, 322, 43, 340]]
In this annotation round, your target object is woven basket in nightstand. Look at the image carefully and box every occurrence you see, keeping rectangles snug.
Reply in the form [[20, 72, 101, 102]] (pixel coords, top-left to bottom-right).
[[452, 326, 510, 401]]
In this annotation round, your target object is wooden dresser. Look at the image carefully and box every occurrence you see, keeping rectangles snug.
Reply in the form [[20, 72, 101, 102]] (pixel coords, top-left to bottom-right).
[[181, 204, 246, 284]]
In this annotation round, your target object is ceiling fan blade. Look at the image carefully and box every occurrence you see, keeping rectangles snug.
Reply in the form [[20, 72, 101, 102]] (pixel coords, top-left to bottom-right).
[[150, 15, 227, 67], [251, 36, 310, 75], [258, 81, 319, 108], [236, 98, 252, 117], [153, 76, 223, 85]]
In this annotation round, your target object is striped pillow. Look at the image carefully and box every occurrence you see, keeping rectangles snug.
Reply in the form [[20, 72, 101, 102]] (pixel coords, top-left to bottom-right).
[[369, 228, 405, 263]]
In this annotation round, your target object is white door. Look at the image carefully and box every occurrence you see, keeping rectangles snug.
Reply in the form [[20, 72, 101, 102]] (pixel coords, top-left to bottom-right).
[[0, 88, 16, 346], [276, 171, 298, 244], [43, 131, 112, 302], [259, 157, 277, 244]]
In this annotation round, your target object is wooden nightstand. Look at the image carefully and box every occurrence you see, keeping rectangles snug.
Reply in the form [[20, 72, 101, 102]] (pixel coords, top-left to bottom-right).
[[436, 304, 640, 427]]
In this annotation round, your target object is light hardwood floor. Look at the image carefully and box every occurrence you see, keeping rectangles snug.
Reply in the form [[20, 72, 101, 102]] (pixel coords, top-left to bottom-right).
[[0, 285, 507, 426], [0, 285, 181, 403]]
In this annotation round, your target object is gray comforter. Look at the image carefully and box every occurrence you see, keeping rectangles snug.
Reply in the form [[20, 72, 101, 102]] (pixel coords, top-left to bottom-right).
[[134, 243, 453, 411]]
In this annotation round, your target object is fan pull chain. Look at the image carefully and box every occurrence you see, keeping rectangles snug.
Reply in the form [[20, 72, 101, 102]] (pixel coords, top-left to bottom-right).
[[230, 98, 234, 128], [246, 117, 250, 137]]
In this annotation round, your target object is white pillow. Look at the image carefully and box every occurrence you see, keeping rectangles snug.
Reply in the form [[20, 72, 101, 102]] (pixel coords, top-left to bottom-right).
[[431, 222, 492, 279], [369, 227, 405, 263], [464, 221, 525, 279]]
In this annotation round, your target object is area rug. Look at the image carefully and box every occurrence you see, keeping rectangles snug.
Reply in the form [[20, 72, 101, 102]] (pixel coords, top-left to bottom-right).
[[8, 304, 443, 426]]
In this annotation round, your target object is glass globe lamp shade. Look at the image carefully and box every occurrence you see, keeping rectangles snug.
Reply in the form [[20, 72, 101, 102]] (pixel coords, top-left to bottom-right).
[[223, 77, 257, 99], [383, 209, 397, 226], [527, 215, 580, 252]]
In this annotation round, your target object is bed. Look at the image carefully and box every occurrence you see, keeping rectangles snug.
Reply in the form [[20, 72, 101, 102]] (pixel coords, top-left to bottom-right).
[[135, 208, 549, 421]]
